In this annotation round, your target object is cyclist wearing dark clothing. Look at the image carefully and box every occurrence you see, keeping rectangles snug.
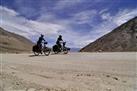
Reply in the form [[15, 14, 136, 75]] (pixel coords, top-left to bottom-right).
[[37, 34, 45, 51], [56, 35, 63, 49]]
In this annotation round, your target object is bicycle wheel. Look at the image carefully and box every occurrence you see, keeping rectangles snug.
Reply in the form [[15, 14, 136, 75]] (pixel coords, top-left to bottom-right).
[[33, 51, 39, 56], [63, 48, 68, 54], [43, 47, 51, 56]]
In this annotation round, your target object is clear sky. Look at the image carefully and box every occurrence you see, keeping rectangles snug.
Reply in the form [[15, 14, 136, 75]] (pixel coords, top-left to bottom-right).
[[0, 0, 137, 48]]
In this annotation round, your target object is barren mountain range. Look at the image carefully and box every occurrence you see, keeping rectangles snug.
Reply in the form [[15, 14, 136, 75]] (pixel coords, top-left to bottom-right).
[[0, 27, 34, 53], [80, 17, 137, 52], [0, 17, 137, 53]]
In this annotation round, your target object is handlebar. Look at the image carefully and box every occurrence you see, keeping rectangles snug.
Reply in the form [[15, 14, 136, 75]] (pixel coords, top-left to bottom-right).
[[44, 42, 48, 44], [59, 41, 66, 44]]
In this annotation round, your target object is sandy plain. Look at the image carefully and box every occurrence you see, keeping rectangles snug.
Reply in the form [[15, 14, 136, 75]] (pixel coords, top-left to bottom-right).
[[0, 52, 137, 91]]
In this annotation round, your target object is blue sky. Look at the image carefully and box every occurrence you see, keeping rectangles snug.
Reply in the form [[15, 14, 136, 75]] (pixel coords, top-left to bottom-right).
[[0, 0, 137, 48]]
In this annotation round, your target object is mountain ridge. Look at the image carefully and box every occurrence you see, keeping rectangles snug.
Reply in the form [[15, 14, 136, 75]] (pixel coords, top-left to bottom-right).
[[80, 17, 137, 52], [0, 27, 34, 53]]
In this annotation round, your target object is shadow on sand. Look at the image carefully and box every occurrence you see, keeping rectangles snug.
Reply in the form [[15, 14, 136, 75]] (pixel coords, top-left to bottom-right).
[[29, 52, 68, 57], [28, 54, 47, 57], [29, 55, 37, 57]]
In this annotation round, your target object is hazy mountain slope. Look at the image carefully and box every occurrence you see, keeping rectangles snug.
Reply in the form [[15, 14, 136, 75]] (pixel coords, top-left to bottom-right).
[[0, 27, 34, 53], [80, 17, 137, 52]]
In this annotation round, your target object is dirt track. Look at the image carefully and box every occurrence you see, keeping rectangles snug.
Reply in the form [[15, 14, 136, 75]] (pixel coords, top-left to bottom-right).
[[0, 52, 137, 91]]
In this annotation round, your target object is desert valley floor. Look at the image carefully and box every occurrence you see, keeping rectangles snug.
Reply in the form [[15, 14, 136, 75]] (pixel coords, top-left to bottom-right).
[[0, 52, 137, 91]]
